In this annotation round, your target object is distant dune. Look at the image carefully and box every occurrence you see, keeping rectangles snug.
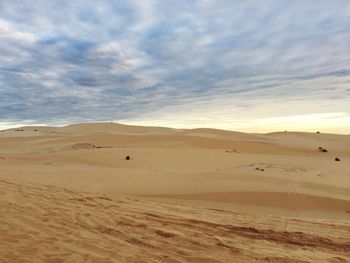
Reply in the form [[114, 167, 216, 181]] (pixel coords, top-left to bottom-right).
[[0, 122, 349, 262]]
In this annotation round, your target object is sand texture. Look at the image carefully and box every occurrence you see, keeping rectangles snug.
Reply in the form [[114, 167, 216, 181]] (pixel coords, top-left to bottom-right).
[[0, 123, 349, 262]]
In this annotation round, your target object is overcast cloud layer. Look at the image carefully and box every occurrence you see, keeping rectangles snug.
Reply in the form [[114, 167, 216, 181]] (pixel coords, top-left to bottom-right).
[[0, 0, 350, 132]]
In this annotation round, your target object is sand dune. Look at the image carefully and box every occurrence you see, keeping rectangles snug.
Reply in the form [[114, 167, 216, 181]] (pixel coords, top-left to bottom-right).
[[145, 191, 350, 212], [0, 122, 350, 262], [1, 179, 349, 263]]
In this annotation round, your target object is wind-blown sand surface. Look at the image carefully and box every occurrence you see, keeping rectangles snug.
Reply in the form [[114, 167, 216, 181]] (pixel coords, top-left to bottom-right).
[[0, 123, 349, 262]]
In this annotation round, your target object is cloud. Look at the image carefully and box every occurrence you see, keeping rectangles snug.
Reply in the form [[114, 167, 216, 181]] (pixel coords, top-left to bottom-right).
[[0, 0, 349, 132], [0, 19, 36, 42]]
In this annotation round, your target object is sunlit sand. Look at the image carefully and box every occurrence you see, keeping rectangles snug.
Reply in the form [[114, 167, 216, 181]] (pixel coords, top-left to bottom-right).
[[0, 123, 349, 262]]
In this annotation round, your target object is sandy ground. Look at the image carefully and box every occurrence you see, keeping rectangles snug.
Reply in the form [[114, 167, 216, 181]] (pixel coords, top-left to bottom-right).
[[0, 123, 349, 262]]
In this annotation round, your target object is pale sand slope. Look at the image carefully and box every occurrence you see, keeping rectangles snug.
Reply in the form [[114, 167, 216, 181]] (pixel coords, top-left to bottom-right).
[[0, 179, 349, 263], [0, 123, 349, 216], [0, 123, 350, 261]]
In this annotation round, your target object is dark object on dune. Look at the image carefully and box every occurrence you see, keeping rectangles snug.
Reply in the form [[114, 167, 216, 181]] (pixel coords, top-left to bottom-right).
[[226, 149, 239, 153], [335, 157, 340, 162], [34, 129, 38, 132], [125, 155, 130, 160], [316, 131, 320, 133], [319, 148, 328, 153]]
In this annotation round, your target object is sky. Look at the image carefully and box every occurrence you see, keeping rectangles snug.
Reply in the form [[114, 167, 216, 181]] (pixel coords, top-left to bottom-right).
[[0, 0, 350, 133]]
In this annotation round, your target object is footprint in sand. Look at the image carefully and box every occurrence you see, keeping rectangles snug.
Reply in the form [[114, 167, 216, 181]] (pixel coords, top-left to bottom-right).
[[126, 238, 154, 249], [155, 229, 176, 238]]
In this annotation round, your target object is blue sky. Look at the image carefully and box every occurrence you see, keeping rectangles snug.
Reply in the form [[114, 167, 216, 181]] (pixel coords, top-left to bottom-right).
[[0, 0, 350, 133]]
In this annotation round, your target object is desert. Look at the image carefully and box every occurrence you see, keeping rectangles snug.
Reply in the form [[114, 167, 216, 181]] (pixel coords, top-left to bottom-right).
[[0, 123, 349, 262], [2, 1, 350, 262]]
